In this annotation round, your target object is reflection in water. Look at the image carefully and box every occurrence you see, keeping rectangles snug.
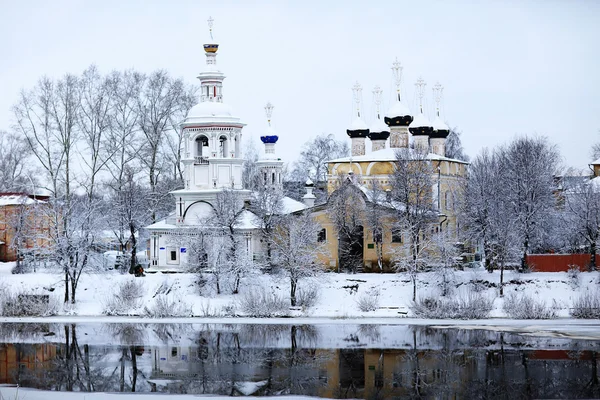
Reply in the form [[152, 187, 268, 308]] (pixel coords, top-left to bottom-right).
[[0, 322, 599, 398]]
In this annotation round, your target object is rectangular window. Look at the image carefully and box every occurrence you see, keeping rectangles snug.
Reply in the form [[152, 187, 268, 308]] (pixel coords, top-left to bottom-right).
[[170, 251, 177, 261], [392, 229, 402, 243], [167, 247, 179, 264]]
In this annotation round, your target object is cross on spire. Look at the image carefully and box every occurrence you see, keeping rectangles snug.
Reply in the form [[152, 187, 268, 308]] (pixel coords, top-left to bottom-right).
[[391, 58, 403, 101], [415, 76, 426, 113], [208, 16, 214, 40], [372, 85, 383, 119], [264, 102, 274, 126], [352, 81, 363, 117], [432, 82, 443, 117]]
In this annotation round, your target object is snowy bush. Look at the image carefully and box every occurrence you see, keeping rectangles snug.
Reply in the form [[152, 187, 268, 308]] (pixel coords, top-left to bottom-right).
[[238, 287, 288, 317], [295, 285, 320, 309], [567, 265, 581, 288], [356, 288, 380, 312], [102, 280, 146, 316], [143, 295, 193, 318], [502, 293, 557, 319], [570, 291, 600, 319], [411, 291, 493, 319], [0, 290, 59, 317]]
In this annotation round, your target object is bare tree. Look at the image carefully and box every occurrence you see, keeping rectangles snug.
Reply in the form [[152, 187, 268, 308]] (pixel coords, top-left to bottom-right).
[[365, 180, 390, 271], [0, 131, 32, 191], [273, 212, 324, 306], [390, 148, 436, 301], [250, 185, 284, 272], [445, 127, 469, 161], [137, 70, 186, 222]]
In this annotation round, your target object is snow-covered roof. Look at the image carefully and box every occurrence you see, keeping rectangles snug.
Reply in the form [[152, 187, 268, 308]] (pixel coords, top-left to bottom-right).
[[146, 218, 177, 231], [183, 101, 243, 126], [591, 158, 600, 165], [409, 111, 432, 129], [432, 115, 449, 131], [328, 147, 469, 164], [282, 196, 307, 213], [349, 116, 368, 131], [0, 194, 45, 206], [370, 117, 389, 134], [385, 99, 411, 118], [305, 178, 314, 186], [234, 209, 261, 230]]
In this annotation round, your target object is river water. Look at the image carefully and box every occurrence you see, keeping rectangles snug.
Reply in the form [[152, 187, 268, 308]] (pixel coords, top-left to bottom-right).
[[0, 322, 599, 399]]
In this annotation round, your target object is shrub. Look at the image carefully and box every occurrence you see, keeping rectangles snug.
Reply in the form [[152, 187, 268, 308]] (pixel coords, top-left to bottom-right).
[[102, 280, 146, 316], [356, 289, 380, 312], [143, 295, 193, 318], [145, 295, 192, 318], [411, 291, 493, 319], [567, 265, 581, 288], [296, 285, 320, 309], [502, 292, 557, 319], [570, 291, 600, 319], [238, 287, 288, 317], [0, 291, 59, 317]]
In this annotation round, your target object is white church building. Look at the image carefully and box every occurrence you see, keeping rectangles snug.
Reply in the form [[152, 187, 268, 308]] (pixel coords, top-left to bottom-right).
[[146, 21, 307, 270]]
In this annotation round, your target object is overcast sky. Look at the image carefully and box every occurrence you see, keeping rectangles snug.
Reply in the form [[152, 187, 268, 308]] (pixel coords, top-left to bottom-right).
[[1, 0, 599, 171]]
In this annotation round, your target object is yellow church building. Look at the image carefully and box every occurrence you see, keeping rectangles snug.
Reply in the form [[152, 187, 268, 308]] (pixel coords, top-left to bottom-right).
[[302, 68, 468, 272]]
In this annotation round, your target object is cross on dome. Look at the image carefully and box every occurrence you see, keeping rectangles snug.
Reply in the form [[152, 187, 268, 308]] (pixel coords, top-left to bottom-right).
[[265, 102, 274, 126], [207, 16, 214, 40], [352, 81, 363, 117], [415, 77, 427, 113], [433, 82, 444, 117], [391, 58, 403, 101], [372, 85, 383, 119]]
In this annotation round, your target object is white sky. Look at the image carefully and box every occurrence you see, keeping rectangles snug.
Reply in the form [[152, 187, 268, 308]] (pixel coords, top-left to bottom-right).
[[1, 0, 599, 170]]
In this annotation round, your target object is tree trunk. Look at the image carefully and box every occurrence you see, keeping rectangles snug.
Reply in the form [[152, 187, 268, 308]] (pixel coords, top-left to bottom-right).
[[500, 259, 505, 297], [290, 278, 297, 306], [64, 269, 69, 303], [129, 223, 137, 274], [130, 346, 138, 392], [590, 241, 597, 272], [521, 237, 529, 272]]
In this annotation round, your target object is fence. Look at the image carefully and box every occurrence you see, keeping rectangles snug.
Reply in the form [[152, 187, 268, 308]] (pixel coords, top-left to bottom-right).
[[526, 254, 597, 272]]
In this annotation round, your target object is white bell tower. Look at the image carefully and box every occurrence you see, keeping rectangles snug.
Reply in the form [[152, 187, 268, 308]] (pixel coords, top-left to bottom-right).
[[256, 102, 284, 190]]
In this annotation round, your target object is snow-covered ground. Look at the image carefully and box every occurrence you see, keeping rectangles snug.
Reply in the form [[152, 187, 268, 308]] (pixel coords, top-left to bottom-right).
[[0, 387, 318, 400], [0, 261, 599, 321]]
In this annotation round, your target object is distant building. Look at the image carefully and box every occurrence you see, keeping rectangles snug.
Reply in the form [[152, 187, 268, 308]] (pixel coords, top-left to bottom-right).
[[0, 193, 51, 263]]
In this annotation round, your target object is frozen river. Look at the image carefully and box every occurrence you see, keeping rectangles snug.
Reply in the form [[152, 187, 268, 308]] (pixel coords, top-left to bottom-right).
[[1, 321, 599, 399]]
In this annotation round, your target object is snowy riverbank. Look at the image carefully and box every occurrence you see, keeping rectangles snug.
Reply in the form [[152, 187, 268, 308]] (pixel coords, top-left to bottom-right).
[[1, 261, 599, 321]]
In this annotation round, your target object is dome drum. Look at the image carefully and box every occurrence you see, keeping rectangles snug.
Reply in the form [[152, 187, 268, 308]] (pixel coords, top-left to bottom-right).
[[384, 115, 413, 127]]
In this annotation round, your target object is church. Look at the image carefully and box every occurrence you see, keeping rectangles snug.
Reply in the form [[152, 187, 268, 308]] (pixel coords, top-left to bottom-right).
[[147, 19, 468, 272], [146, 20, 307, 270]]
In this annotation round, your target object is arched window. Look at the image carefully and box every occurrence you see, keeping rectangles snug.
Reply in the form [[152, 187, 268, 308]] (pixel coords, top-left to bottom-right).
[[318, 228, 327, 242], [219, 136, 228, 158], [272, 172, 276, 184], [195, 135, 209, 157]]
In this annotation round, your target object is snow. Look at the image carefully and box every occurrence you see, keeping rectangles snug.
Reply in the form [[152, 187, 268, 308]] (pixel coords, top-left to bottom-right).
[[145, 218, 177, 230], [0, 194, 44, 206], [329, 146, 469, 164], [591, 158, 600, 165], [432, 115, 449, 131], [1, 261, 599, 329], [348, 116, 368, 131], [305, 178, 313, 186], [385, 99, 411, 118], [0, 387, 320, 400], [369, 117, 389, 134], [281, 196, 307, 213], [184, 101, 243, 126], [408, 111, 432, 129], [234, 209, 261, 230]]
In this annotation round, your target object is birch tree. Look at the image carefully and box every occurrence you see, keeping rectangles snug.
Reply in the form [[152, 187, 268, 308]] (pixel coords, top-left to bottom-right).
[[273, 212, 324, 306], [0, 131, 32, 191]]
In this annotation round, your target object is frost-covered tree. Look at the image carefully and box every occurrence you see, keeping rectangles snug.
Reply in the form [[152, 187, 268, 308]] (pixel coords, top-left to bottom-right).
[[290, 133, 349, 184], [445, 127, 469, 161], [365, 180, 389, 271], [563, 177, 600, 270], [0, 130, 32, 191], [390, 148, 436, 301], [250, 185, 284, 272], [273, 212, 324, 306], [327, 174, 366, 273], [500, 136, 561, 270]]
